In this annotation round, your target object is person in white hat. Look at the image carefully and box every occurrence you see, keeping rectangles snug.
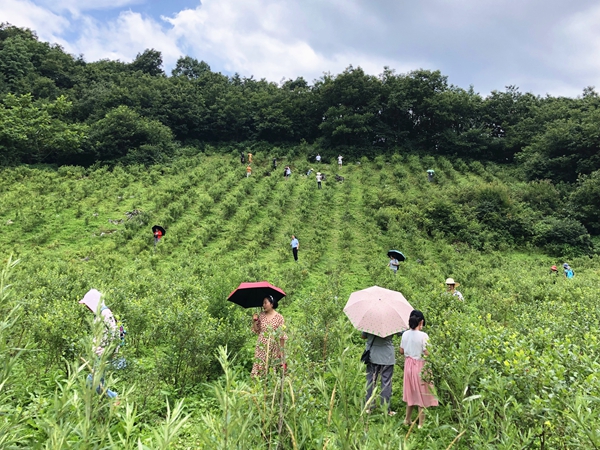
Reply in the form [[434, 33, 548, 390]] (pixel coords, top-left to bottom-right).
[[80, 288, 119, 401], [445, 278, 464, 301]]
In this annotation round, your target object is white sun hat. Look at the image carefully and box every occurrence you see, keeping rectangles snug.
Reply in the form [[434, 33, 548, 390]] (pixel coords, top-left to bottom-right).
[[79, 288, 103, 313]]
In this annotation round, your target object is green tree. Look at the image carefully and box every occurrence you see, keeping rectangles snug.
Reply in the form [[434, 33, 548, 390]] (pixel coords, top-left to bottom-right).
[[317, 66, 381, 149], [130, 49, 164, 77], [171, 57, 211, 80], [0, 93, 87, 164], [88, 105, 174, 163], [570, 170, 600, 233]]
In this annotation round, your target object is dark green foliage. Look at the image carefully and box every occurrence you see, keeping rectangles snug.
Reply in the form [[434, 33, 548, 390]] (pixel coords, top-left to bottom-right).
[[533, 216, 592, 255], [88, 105, 175, 163], [570, 170, 600, 233]]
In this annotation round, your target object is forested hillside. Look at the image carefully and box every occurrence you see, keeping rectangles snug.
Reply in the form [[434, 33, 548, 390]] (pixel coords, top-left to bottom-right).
[[2, 22, 600, 449]]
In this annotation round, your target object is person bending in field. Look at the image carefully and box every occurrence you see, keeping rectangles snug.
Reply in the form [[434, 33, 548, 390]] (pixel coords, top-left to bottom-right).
[[251, 296, 287, 377], [563, 263, 574, 279], [400, 312, 438, 428], [79, 289, 120, 404], [240, 151, 245, 164], [445, 278, 463, 301], [246, 165, 252, 177]]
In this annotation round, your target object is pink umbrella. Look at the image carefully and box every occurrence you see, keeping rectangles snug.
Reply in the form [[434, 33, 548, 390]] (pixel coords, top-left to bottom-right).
[[343, 286, 414, 337]]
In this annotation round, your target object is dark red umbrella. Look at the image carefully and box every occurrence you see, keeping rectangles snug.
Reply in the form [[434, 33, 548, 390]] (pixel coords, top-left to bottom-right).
[[227, 281, 286, 308]]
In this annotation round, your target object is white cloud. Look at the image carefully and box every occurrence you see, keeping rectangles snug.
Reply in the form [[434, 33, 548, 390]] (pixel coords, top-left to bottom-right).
[[558, 5, 600, 75], [164, 0, 424, 82], [0, 0, 70, 44], [73, 11, 183, 65]]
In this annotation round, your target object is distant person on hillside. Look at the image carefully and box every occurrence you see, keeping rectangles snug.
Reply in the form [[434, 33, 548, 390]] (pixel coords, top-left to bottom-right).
[[389, 256, 399, 274], [400, 312, 438, 428], [362, 330, 397, 416], [427, 169, 435, 182], [79, 289, 120, 404], [240, 151, 245, 164], [285, 166, 291, 179], [316, 153, 321, 163], [338, 154, 343, 167], [153, 228, 163, 246], [307, 168, 314, 176], [248, 152, 253, 163], [273, 158, 277, 169], [246, 165, 252, 178], [291, 235, 299, 261], [251, 296, 287, 377], [549, 265, 559, 284], [316, 172, 322, 189], [563, 263, 575, 279], [445, 278, 464, 301]]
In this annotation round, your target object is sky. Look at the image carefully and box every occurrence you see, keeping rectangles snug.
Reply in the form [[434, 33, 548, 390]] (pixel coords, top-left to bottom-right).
[[2, 0, 600, 97]]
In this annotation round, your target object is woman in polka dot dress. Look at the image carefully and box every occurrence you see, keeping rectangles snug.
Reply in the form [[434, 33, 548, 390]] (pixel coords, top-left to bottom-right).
[[251, 295, 287, 377]]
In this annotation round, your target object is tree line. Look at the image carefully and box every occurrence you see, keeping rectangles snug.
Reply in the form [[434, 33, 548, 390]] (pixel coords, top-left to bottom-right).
[[2, 23, 600, 186]]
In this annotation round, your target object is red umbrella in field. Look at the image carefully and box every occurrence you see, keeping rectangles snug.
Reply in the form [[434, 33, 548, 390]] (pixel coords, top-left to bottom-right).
[[227, 281, 286, 308], [344, 286, 413, 337]]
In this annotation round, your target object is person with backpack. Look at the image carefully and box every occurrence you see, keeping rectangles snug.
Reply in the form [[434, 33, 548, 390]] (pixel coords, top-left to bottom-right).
[[563, 263, 575, 279], [79, 289, 120, 403], [362, 330, 397, 416], [316, 172, 322, 189]]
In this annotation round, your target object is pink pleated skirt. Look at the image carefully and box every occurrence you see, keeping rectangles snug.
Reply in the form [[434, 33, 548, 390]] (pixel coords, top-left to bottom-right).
[[403, 356, 439, 407]]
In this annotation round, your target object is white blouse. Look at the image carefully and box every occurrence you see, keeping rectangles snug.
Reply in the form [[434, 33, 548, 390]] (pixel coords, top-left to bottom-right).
[[400, 329, 429, 360]]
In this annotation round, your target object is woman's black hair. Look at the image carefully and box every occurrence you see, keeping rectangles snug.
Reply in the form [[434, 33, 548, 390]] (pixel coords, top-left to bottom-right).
[[409, 310, 425, 329], [266, 295, 279, 309]]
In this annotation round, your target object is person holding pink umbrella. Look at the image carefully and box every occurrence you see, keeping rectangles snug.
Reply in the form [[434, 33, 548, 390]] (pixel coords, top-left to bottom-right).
[[400, 312, 438, 428]]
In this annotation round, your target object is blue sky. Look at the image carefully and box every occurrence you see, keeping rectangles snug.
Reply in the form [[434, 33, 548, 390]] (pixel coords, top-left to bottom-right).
[[3, 0, 600, 97]]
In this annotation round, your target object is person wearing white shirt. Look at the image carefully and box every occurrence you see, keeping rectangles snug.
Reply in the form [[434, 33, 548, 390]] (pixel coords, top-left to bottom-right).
[[400, 313, 438, 428]]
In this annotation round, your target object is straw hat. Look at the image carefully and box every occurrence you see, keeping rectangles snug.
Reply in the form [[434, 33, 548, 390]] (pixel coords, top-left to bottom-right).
[[445, 278, 460, 287]]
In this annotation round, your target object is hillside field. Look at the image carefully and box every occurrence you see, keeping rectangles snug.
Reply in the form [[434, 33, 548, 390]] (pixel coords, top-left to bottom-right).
[[1, 150, 600, 449]]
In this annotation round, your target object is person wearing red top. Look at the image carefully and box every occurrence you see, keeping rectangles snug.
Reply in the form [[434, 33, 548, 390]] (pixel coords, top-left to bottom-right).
[[154, 229, 162, 246]]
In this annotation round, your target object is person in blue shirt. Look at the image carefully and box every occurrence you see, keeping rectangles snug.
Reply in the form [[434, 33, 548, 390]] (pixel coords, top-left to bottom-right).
[[563, 263, 574, 279], [291, 235, 299, 261]]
